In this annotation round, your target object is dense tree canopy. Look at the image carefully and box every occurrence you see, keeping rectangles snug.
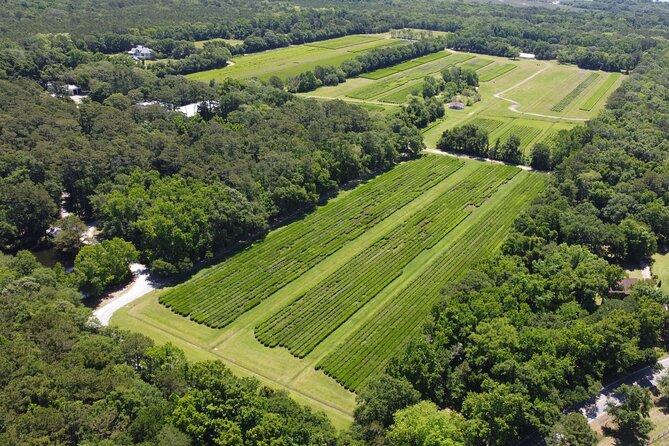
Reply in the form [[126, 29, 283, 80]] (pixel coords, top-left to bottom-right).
[[0, 251, 338, 445]]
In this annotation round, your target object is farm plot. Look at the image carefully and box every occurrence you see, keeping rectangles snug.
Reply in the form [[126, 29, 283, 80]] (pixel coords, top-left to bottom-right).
[[465, 117, 506, 133], [348, 53, 473, 100], [159, 156, 465, 328], [255, 163, 518, 358], [491, 123, 543, 151], [307, 34, 384, 50], [580, 72, 622, 111], [550, 72, 600, 112], [478, 63, 516, 82], [317, 170, 545, 391]]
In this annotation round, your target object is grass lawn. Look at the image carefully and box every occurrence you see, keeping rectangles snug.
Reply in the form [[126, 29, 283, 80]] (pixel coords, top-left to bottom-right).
[[194, 38, 243, 48], [654, 252, 669, 293]]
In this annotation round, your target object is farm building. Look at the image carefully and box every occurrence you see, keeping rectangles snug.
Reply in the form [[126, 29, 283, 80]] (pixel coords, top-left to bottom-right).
[[519, 52, 536, 60], [447, 101, 465, 110], [128, 45, 154, 60]]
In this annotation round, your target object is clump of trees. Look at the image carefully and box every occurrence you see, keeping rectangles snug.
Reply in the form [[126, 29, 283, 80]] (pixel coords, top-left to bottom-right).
[[74, 238, 138, 296], [436, 125, 523, 164]]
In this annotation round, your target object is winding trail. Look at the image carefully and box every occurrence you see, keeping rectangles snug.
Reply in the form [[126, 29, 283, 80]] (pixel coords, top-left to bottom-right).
[[493, 63, 590, 122], [93, 263, 158, 325]]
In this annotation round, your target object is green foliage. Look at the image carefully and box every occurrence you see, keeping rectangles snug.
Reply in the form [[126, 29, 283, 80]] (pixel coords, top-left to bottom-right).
[[95, 171, 268, 274], [546, 413, 598, 446], [0, 250, 337, 445], [353, 375, 420, 442], [387, 401, 467, 446], [606, 385, 653, 446], [74, 238, 139, 297], [53, 215, 88, 260]]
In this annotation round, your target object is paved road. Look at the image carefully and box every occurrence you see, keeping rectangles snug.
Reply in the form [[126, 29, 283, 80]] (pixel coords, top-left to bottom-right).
[[577, 357, 669, 423], [93, 263, 158, 325]]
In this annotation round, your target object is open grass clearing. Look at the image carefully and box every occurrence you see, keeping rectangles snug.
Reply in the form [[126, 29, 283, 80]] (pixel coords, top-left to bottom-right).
[[186, 33, 399, 82], [194, 38, 243, 48]]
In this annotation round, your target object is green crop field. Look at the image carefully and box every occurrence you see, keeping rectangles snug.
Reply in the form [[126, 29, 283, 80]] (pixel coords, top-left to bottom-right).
[[580, 72, 622, 111], [478, 63, 516, 81], [160, 156, 460, 327], [112, 155, 545, 426], [307, 34, 384, 49], [491, 123, 543, 150], [465, 117, 506, 133], [317, 170, 545, 390]]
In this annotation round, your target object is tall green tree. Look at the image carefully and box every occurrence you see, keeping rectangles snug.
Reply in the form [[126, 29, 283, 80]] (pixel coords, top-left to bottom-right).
[[606, 385, 653, 446]]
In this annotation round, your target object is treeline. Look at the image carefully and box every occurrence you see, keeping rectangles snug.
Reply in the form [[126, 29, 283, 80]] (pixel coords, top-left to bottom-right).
[[285, 37, 447, 93], [1, 0, 666, 85], [437, 125, 524, 164], [0, 251, 339, 445], [345, 46, 669, 445]]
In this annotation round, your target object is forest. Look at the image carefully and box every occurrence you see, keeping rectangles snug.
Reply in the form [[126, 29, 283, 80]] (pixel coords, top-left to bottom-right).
[[1, 0, 669, 445]]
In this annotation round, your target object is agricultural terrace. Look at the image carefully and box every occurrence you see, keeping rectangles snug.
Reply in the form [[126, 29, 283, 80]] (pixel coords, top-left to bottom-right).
[[185, 33, 403, 82], [303, 50, 625, 155], [111, 155, 544, 426]]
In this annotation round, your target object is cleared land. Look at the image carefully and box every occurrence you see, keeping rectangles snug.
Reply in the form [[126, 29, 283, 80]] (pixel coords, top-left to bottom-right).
[[112, 155, 544, 426], [186, 34, 401, 82], [298, 49, 624, 155]]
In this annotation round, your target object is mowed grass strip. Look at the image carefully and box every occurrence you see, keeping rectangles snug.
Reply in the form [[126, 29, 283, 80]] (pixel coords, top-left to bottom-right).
[[550, 72, 600, 112], [255, 163, 515, 357], [478, 63, 516, 82], [579, 72, 622, 111], [159, 156, 465, 328], [378, 81, 423, 103], [306, 34, 384, 50], [459, 58, 493, 71], [317, 170, 545, 391]]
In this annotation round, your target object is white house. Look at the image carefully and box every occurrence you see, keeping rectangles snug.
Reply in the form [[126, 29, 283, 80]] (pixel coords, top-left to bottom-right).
[[128, 45, 154, 60], [519, 52, 536, 60]]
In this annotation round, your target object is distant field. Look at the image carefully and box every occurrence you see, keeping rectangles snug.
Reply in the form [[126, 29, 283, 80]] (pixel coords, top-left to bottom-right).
[[186, 33, 400, 82], [478, 63, 516, 81], [580, 72, 621, 111], [113, 155, 544, 424], [194, 38, 243, 48], [459, 58, 493, 71]]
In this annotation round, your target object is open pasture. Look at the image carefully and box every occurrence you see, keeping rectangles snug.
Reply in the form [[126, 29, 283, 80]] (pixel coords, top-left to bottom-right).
[[112, 155, 544, 426]]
